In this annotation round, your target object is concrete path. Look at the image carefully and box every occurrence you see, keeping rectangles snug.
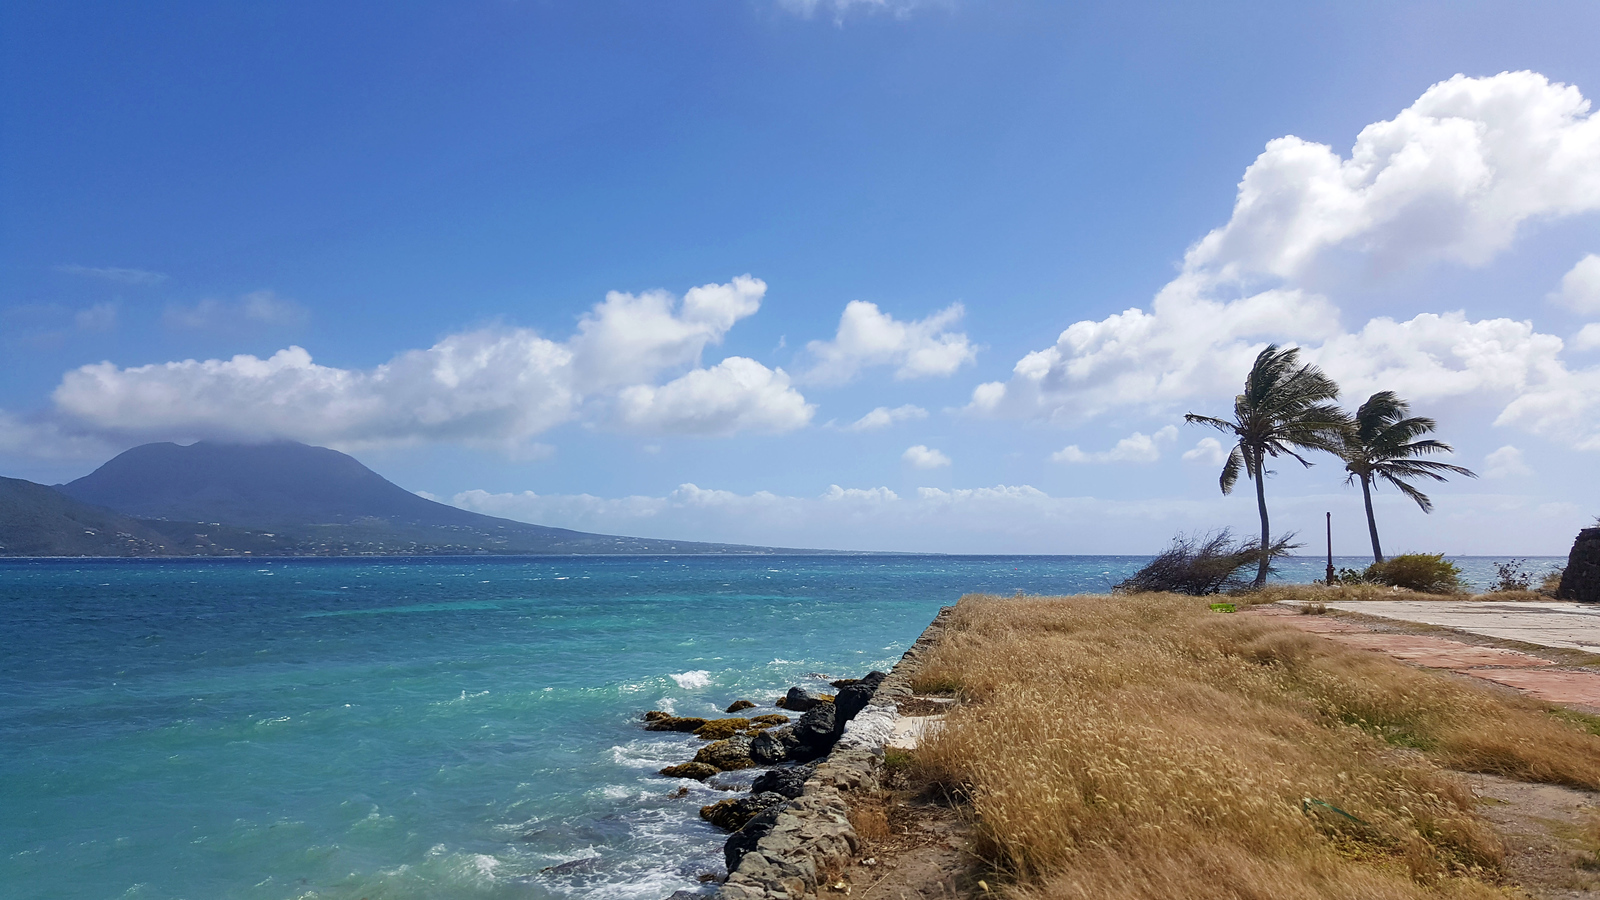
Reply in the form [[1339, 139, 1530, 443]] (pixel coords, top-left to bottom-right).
[[1248, 604, 1600, 708], [1305, 599, 1600, 654]]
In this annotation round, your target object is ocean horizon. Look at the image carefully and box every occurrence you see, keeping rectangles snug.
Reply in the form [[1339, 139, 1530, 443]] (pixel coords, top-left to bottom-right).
[[0, 554, 1562, 900]]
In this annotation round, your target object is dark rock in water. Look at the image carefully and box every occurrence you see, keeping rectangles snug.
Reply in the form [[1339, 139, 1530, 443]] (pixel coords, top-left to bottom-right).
[[751, 765, 813, 799], [541, 856, 601, 876], [693, 735, 755, 770], [775, 686, 825, 711], [833, 684, 876, 730], [725, 804, 784, 871], [700, 791, 787, 831], [750, 725, 801, 764], [1560, 527, 1600, 603], [725, 699, 757, 713], [660, 762, 718, 780], [693, 718, 751, 740], [793, 702, 837, 746], [645, 714, 710, 733], [665, 891, 702, 900]]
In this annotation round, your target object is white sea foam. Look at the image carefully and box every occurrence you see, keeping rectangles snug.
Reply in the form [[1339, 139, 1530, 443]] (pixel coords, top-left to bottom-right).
[[669, 670, 710, 689]]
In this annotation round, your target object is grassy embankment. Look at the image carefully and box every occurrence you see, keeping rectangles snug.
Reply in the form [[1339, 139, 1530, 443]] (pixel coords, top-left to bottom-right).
[[906, 591, 1600, 900]]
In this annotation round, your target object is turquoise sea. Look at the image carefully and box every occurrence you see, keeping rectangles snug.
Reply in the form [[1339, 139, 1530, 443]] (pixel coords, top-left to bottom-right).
[[0, 554, 1560, 900]]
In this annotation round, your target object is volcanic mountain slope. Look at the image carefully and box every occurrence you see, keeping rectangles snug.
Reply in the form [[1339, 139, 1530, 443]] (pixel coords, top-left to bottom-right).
[[40, 441, 784, 556], [0, 476, 177, 556]]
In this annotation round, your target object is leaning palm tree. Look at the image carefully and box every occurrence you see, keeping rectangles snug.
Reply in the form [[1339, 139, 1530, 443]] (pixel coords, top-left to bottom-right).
[[1340, 391, 1476, 563], [1186, 345, 1350, 588]]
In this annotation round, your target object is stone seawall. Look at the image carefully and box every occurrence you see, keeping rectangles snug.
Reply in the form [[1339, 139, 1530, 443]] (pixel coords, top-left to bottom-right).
[[715, 606, 954, 900]]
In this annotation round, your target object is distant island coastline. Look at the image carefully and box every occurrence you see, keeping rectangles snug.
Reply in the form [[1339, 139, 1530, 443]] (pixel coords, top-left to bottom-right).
[[0, 441, 827, 558]]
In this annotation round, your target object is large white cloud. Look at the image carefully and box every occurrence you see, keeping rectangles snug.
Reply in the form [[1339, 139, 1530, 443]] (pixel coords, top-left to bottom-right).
[[804, 301, 976, 385], [615, 357, 813, 436], [970, 72, 1600, 450], [44, 276, 809, 450]]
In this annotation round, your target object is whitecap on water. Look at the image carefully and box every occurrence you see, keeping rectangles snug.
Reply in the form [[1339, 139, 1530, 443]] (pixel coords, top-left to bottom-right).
[[669, 670, 710, 689]]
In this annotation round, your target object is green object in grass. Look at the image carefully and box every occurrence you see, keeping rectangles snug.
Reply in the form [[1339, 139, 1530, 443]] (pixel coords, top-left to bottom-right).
[[1208, 602, 1236, 613], [1301, 797, 1367, 825]]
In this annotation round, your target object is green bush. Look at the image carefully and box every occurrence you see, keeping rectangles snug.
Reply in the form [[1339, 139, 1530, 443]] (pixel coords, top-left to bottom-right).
[[1364, 553, 1464, 594]]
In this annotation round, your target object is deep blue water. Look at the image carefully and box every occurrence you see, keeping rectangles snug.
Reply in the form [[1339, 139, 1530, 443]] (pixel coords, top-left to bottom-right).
[[0, 554, 1560, 900]]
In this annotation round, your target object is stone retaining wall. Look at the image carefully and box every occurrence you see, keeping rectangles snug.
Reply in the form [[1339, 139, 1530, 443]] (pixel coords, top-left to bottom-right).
[[714, 606, 954, 900]]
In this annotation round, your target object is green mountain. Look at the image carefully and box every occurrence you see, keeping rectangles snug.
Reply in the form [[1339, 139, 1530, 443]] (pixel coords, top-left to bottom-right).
[[0, 476, 177, 556]]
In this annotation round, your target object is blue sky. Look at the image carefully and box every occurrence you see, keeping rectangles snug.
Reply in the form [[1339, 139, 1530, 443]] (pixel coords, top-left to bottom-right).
[[3, 1, 1599, 554]]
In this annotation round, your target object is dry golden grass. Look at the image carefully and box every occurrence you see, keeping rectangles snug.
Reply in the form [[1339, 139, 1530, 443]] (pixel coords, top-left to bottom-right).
[[908, 592, 1600, 899]]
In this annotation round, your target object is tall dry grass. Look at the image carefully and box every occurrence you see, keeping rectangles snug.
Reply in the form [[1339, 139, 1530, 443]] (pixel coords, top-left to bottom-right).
[[909, 593, 1600, 899]]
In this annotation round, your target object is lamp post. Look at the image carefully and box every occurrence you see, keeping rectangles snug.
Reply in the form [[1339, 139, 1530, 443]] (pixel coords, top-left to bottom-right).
[[1325, 512, 1335, 585]]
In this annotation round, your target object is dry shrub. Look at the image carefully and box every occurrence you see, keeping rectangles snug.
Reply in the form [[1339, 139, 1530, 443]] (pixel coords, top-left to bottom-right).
[[910, 593, 1600, 899], [848, 799, 892, 845]]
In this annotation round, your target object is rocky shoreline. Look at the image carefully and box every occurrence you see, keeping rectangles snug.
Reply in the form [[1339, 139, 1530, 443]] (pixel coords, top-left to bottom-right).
[[641, 606, 954, 900]]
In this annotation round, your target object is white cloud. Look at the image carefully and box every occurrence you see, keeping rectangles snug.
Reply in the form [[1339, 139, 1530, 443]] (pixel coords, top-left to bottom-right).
[[1550, 254, 1600, 314], [446, 477, 1591, 555], [775, 0, 941, 22], [842, 404, 928, 431], [74, 302, 118, 332], [615, 357, 813, 436], [1182, 436, 1230, 465], [0, 410, 117, 460], [48, 276, 808, 450], [805, 301, 976, 385], [968, 72, 1600, 450], [1572, 324, 1600, 351], [165, 290, 309, 330], [56, 264, 168, 285], [902, 444, 951, 469], [568, 276, 764, 389], [1052, 425, 1177, 464], [1483, 445, 1531, 478]]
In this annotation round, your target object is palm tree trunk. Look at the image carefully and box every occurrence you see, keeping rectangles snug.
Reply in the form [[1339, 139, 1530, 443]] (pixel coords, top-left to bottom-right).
[[1360, 475, 1383, 563], [1252, 447, 1270, 588]]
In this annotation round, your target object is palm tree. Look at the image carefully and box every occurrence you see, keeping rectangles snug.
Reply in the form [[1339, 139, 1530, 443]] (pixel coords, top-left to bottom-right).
[[1340, 391, 1476, 563], [1186, 345, 1350, 588]]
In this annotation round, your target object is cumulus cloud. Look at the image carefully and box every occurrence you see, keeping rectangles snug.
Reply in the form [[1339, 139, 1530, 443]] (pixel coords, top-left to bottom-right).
[[804, 301, 976, 385], [165, 290, 309, 330], [1550, 254, 1600, 314], [842, 404, 928, 431], [47, 275, 808, 450], [615, 357, 813, 436], [1483, 445, 1531, 478], [56, 264, 168, 285], [902, 444, 951, 469], [1182, 436, 1230, 465], [968, 72, 1600, 450], [1052, 425, 1178, 464], [1572, 324, 1600, 352]]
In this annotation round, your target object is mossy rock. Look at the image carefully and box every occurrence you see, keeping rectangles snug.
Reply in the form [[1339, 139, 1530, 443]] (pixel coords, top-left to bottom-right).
[[644, 714, 709, 733], [749, 714, 790, 727], [693, 735, 755, 770], [659, 762, 717, 780], [693, 718, 751, 740], [725, 699, 757, 713]]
